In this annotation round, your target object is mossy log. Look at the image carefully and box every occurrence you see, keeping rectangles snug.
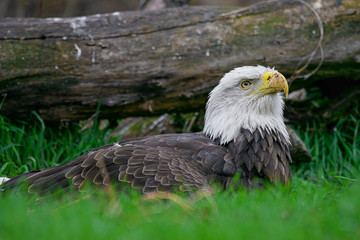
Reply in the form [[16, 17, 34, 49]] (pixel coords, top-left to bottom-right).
[[0, 0, 359, 124]]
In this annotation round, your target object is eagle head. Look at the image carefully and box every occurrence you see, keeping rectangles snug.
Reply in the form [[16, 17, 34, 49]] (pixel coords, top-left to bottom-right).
[[204, 65, 289, 145]]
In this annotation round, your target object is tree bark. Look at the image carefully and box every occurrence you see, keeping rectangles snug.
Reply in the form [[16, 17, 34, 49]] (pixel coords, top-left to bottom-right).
[[0, 0, 359, 123]]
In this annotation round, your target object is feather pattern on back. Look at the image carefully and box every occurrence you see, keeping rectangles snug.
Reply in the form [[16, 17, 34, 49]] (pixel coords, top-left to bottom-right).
[[3, 133, 235, 194]]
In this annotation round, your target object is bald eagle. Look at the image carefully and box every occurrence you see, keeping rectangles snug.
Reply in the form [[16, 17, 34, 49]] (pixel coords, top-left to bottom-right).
[[2, 66, 291, 194]]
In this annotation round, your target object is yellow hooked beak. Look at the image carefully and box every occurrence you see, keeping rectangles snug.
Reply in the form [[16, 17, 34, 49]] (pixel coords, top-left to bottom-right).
[[251, 72, 289, 98]]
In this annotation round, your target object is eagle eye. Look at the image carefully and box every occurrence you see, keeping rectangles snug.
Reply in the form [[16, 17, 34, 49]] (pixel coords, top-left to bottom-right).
[[240, 80, 252, 89]]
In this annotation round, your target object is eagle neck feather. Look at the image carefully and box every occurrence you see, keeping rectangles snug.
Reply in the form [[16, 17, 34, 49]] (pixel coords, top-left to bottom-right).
[[203, 93, 289, 145]]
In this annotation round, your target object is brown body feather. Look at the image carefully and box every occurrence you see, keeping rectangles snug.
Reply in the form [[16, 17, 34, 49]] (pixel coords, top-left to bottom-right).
[[2, 129, 291, 194]]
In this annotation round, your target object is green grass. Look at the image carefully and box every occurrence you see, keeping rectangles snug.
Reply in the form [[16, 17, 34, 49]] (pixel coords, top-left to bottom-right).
[[0, 112, 120, 176], [294, 112, 360, 182], [1, 179, 360, 240], [0, 111, 360, 240]]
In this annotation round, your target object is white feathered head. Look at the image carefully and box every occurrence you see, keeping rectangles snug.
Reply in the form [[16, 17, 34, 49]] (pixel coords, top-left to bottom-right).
[[204, 65, 289, 145]]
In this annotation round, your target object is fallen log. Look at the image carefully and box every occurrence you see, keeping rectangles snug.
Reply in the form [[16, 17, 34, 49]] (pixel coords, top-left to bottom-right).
[[0, 0, 359, 124]]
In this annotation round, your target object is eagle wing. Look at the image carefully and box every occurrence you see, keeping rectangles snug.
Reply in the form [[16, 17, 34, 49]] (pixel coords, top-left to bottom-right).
[[4, 133, 236, 194]]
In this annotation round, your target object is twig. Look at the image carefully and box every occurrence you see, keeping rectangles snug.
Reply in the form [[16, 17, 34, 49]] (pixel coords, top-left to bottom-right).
[[79, 112, 99, 132], [143, 113, 169, 136], [183, 112, 198, 133], [288, 0, 324, 83]]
